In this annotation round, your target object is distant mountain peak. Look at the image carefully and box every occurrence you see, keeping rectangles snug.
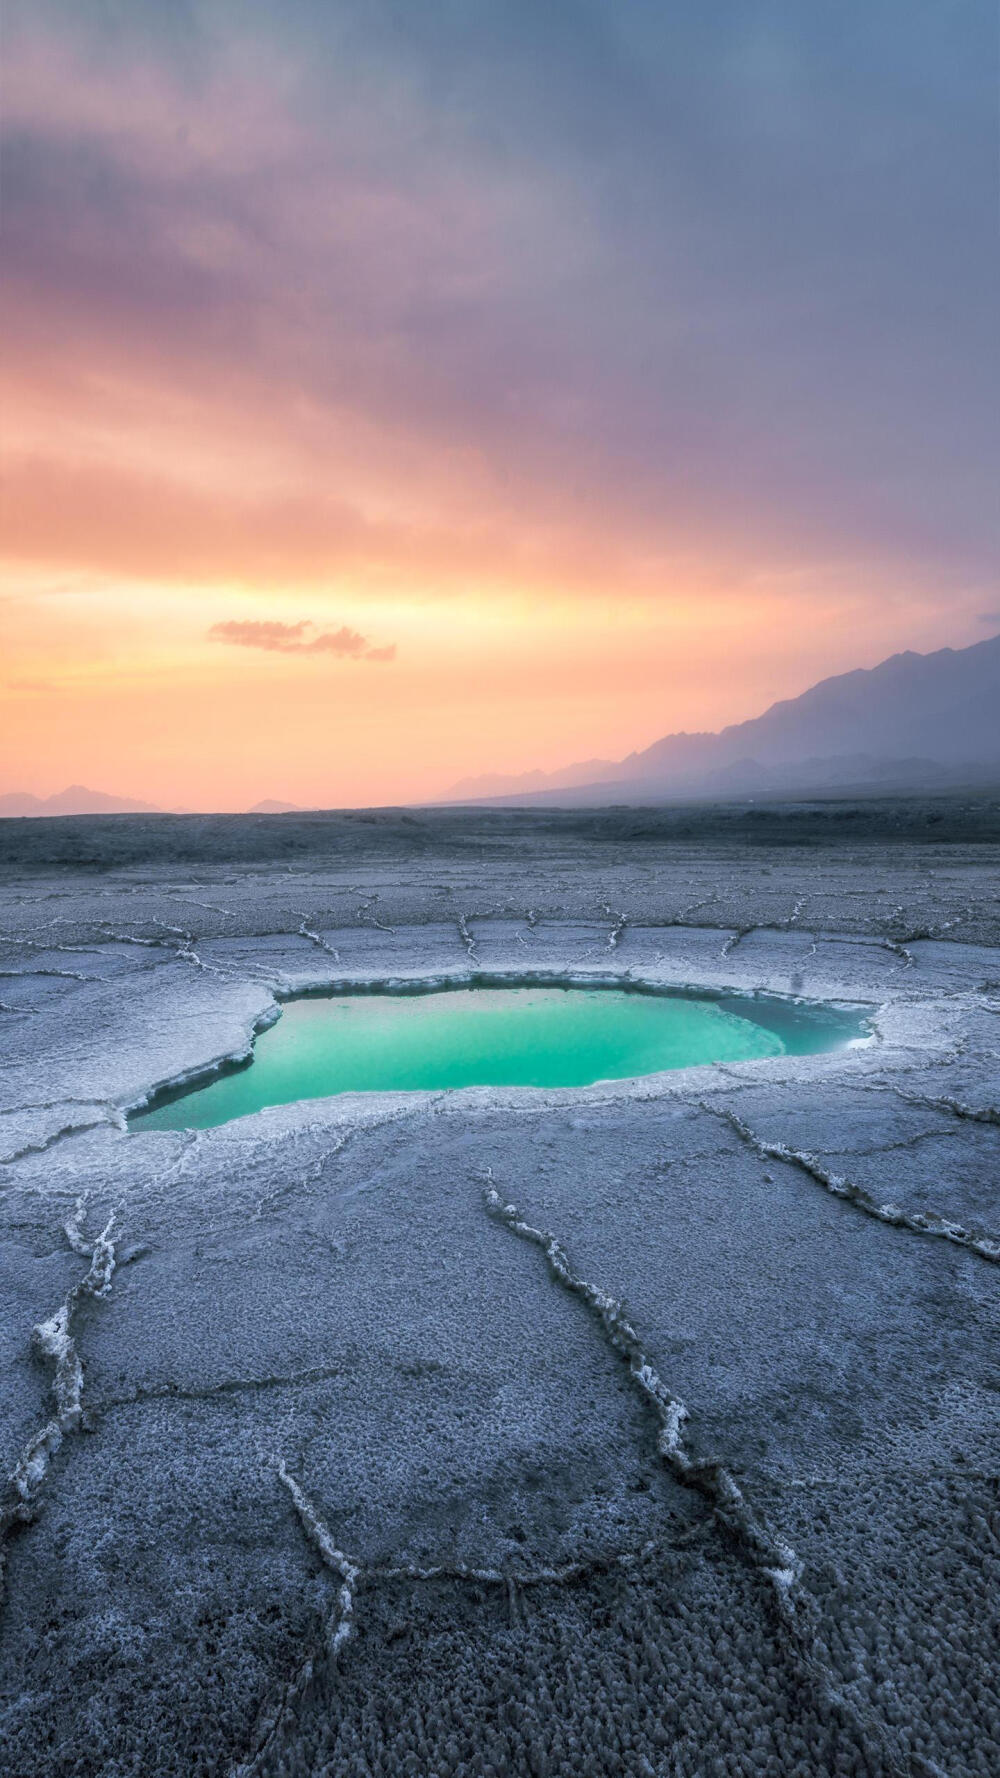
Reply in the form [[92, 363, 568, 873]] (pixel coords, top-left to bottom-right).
[[0, 785, 161, 817], [445, 633, 1000, 805]]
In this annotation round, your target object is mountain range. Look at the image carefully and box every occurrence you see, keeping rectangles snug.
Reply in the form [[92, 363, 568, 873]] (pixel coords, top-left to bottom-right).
[[0, 785, 161, 817], [0, 789, 311, 818], [4, 636, 999, 816], [447, 633, 1000, 804]]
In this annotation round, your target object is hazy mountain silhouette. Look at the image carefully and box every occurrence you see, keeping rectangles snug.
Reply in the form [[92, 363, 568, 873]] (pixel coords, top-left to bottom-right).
[[448, 634, 1000, 804], [5, 638, 998, 817], [0, 788, 313, 818], [0, 785, 161, 817]]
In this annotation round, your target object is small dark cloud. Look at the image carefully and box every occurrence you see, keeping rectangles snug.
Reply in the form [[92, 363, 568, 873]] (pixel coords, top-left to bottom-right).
[[208, 619, 395, 661], [209, 619, 313, 650], [978, 612, 1000, 627]]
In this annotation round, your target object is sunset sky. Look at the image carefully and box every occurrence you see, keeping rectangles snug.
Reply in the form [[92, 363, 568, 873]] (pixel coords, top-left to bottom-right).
[[2, 2, 998, 810]]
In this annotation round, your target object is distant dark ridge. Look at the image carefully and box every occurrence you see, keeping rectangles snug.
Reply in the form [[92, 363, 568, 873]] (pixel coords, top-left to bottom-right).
[[448, 633, 1000, 804], [2, 795, 999, 875], [0, 785, 160, 817], [447, 762, 1000, 810]]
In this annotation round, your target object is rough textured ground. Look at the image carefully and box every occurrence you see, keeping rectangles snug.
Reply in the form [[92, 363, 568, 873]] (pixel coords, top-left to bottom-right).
[[0, 803, 998, 1777]]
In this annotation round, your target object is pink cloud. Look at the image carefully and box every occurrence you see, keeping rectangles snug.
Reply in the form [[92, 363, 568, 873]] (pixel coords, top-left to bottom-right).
[[208, 619, 395, 661]]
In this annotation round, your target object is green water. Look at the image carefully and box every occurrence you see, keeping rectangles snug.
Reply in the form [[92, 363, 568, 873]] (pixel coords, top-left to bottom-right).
[[132, 986, 866, 1131]]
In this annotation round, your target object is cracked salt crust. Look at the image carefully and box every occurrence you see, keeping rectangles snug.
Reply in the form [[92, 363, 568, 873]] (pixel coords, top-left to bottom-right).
[[0, 821, 997, 1776]]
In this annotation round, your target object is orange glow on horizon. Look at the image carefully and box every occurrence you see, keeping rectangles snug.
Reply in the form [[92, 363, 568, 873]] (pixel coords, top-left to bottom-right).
[[2, 555, 978, 810], [2, 292, 983, 808]]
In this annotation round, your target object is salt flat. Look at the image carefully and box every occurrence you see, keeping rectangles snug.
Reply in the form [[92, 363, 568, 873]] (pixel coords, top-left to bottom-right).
[[0, 803, 997, 1777]]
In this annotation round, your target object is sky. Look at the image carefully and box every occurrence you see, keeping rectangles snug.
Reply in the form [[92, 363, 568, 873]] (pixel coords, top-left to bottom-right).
[[2, 0, 998, 810]]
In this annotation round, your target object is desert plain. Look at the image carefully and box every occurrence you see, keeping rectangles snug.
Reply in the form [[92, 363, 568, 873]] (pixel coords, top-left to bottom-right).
[[0, 800, 998, 1777]]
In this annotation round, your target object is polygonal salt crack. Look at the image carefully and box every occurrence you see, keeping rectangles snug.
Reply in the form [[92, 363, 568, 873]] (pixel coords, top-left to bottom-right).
[[882, 938, 916, 967], [278, 1462, 360, 1658], [599, 900, 628, 950], [149, 918, 232, 977], [0, 1196, 119, 1601], [297, 916, 341, 962], [243, 1464, 684, 1778], [889, 1086, 1000, 1129], [273, 1466, 705, 1662], [355, 894, 395, 934], [228, 1466, 365, 1778], [95, 919, 229, 977], [676, 893, 720, 923], [0, 1108, 118, 1168], [720, 1108, 1000, 1264], [720, 926, 755, 957], [480, 1173, 938, 1778], [480, 1173, 802, 1611], [0, 965, 96, 983]]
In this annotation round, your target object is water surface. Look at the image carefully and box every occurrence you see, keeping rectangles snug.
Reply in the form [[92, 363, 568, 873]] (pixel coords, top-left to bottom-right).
[[133, 985, 865, 1130]]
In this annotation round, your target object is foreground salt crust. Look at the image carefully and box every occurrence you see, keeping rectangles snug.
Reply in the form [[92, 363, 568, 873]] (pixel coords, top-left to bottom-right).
[[0, 822, 998, 1777]]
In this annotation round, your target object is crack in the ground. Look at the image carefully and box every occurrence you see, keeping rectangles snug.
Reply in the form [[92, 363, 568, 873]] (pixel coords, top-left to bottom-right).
[[0, 1198, 118, 1603], [882, 937, 916, 967], [174, 896, 240, 921], [718, 1108, 1000, 1264], [229, 1463, 363, 1778], [720, 926, 755, 957], [148, 919, 233, 977], [0, 966, 97, 984], [675, 893, 721, 924], [234, 1463, 706, 1778], [280, 1461, 360, 1657], [480, 1174, 802, 1610], [887, 1086, 1000, 1129], [0, 935, 99, 959], [296, 916, 341, 962], [599, 900, 628, 950], [514, 906, 539, 947], [93, 1360, 358, 1413], [456, 912, 477, 963], [0, 1114, 116, 1169], [877, 911, 973, 968], [94, 920, 229, 978], [479, 1174, 939, 1778], [354, 894, 395, 934]]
